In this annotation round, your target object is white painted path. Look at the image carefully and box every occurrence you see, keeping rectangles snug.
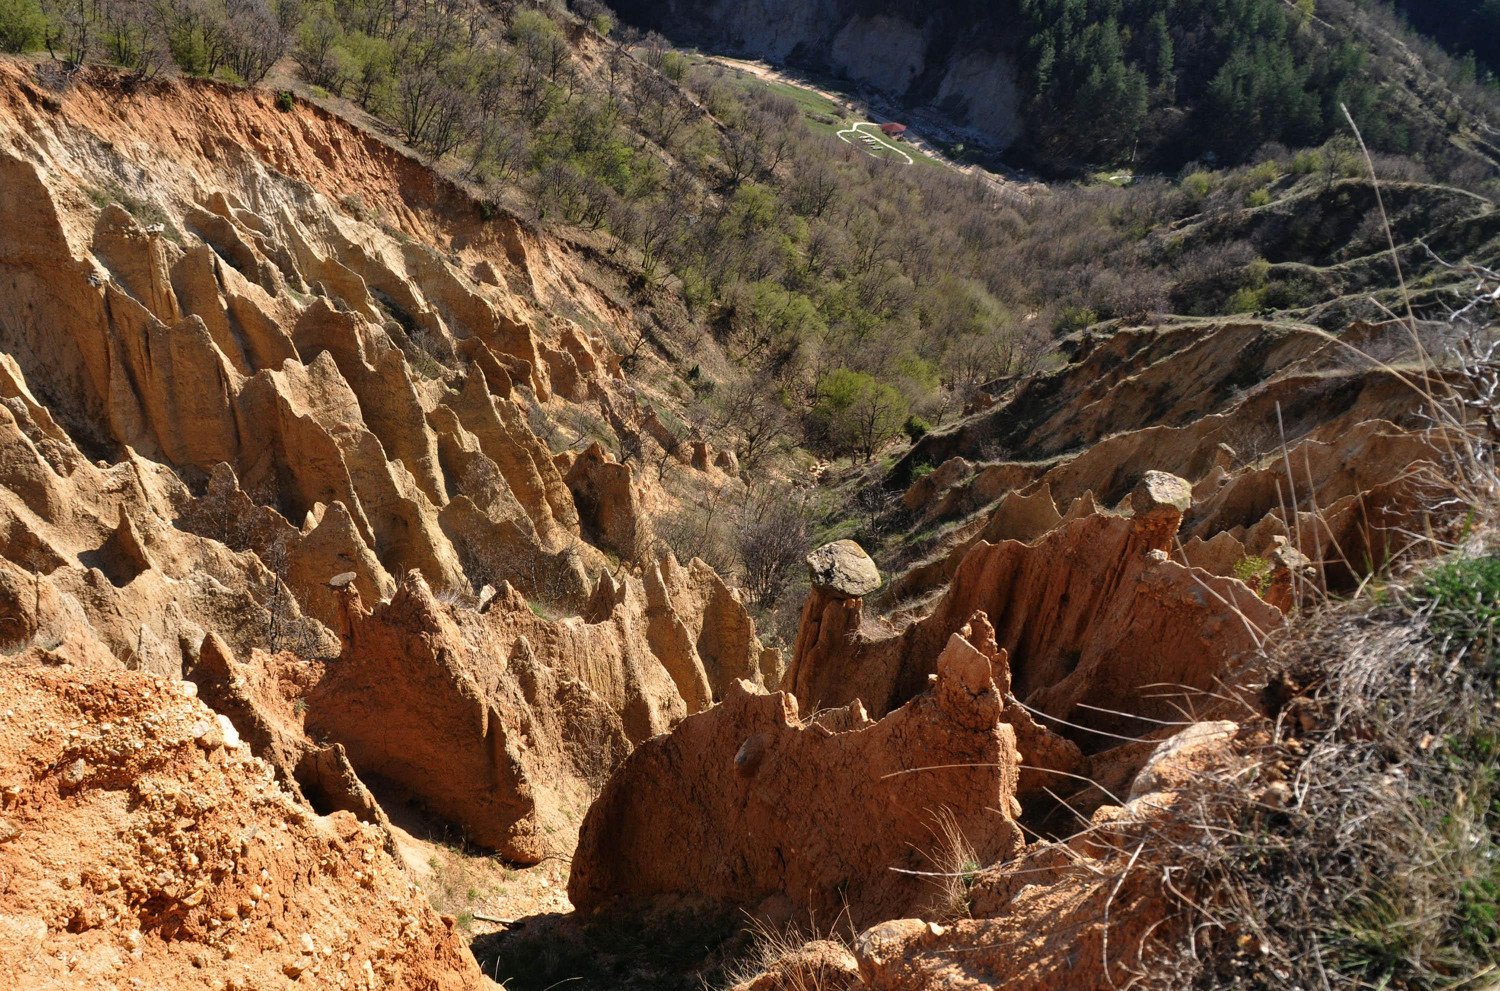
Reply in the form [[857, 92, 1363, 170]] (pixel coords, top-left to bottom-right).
[[836, 122, 914, 165]]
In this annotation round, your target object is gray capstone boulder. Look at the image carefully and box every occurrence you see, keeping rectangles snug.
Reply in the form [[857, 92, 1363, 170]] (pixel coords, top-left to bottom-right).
[[806, 540, 881, 599], [1129, 470, 1193, 517]]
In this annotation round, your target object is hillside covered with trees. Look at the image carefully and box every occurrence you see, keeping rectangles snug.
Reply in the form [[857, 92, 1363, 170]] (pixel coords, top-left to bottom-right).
[[1016, 0, 1372, 166], [608, 0, 1500, 173], [1388, 0, 1500, 79], [0, 0, 1492, 462]]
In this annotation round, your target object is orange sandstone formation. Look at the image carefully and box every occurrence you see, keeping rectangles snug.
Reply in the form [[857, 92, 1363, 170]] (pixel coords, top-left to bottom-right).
[[788, 474, 1280, 747], [569, 622, 1030, 927]]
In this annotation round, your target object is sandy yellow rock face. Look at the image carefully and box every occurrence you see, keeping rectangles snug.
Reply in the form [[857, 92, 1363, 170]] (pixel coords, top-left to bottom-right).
[[0, 61, 774, 987]]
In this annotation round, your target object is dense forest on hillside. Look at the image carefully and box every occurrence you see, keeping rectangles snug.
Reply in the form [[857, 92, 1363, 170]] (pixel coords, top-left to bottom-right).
[[1, 0, 1496, 174], [1016, 0, 1374, 167], [608, 0, 1500, 173]]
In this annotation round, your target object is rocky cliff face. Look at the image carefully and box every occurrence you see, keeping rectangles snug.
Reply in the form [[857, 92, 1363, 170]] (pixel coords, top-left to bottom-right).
[[0, 60, 766, 697], [611, 0, 1025, 150], [549, 308, 1452, 988], [884, 318, 1446, 611], [787, 480, 1282, 738], [570, 620, 1035, 927], [0, 47, 1471, 991], [0, 61, 771, 986]]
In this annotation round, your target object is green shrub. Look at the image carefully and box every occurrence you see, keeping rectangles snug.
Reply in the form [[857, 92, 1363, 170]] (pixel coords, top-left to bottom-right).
[[1245, 160, 1281, 188], [339, 31, 394, 111], [1233, 555, 1273, 594], [169, 22, 211, 74], [1056, 306, 1100, 335], [1410, 555, 1500, 663], [1291, 149, 1323, 174], [409, 350, 442, 380], [275, 90, 296, 112], [92, 184, 181, 242], [811, 368, 910, 463], [1226, 286, 1268, 314], [904, 416, 933, 443], [1246, 187, 1272, 208], [1182, 170, 1215, 200], [527, 599, 560, 622]]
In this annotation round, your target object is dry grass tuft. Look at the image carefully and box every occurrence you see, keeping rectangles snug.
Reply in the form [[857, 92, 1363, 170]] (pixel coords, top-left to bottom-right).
[[718, 916, 856, 991], [1144, 553, 1500, 991], [919, 807, 984, 923], [1133, 202, 1500, 987]]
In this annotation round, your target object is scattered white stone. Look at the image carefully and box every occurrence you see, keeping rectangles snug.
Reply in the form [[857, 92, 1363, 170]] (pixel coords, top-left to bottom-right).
[[215, 714, 242, 750], [192, 721, 223, 750]]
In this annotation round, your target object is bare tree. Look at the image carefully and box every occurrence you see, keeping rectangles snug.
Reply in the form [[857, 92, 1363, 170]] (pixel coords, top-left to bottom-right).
[[735, 487, 810, 607], [853, 482, 899, 545], [392, 13, 474, 153], [262, 532, 292, 652], [531, 160, 613, 228], [613, 196, 680, 283], [42, 0, 97, 65], [790, 158, 841, 218], [633, 72, 691, 148], [293, 1, 344, 92], [655, 487, 734, 574], [220, 0, 291, 84], [713, 379, 791, 470]]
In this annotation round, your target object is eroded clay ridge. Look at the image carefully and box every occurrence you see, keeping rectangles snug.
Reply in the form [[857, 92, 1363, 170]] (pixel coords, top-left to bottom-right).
[[885, 318, 1447, 610], [566, 489, 1288, 988], [571, 617, 1032, 929], [787, 475, 1284, 730]]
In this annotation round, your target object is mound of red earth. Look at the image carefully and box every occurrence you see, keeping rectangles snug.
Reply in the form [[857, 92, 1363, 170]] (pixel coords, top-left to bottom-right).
[[846, 717, 1256, 991], [0, 657, 487, 990], [570, 616, 1039, 928]]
